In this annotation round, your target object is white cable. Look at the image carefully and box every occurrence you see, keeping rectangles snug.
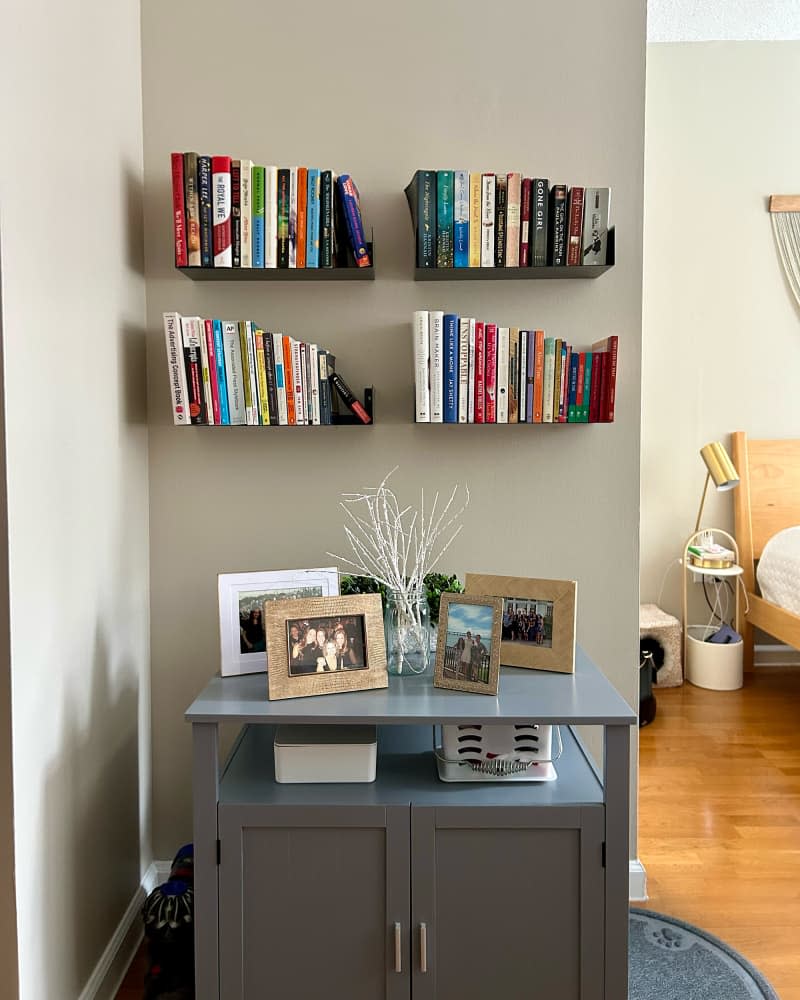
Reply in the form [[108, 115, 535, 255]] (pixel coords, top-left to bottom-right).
[[656, 558, 682, 609]]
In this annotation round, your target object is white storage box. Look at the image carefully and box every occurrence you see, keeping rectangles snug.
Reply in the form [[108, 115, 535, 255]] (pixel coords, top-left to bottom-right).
[[274, 725, 377, 784], [436, 723, 559, 782], [686, 625, 743, 691]]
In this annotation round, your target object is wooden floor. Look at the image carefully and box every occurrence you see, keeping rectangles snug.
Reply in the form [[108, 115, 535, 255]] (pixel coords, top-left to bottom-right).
[[639, 666, 800, 1000]]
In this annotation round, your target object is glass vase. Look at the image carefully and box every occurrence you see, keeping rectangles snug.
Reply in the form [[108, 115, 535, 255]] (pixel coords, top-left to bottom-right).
[[384, 587, 431, 676]]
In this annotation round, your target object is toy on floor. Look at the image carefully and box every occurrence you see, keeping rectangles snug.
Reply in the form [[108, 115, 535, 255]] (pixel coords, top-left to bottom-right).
[[142, 843, 195, 1000]]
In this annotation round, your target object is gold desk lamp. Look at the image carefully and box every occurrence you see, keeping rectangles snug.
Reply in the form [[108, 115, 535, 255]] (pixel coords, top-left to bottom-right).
[[689, 441, 740, 568]]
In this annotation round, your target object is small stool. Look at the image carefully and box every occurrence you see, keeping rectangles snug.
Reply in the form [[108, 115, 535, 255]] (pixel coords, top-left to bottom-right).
[[639, 603, 683, 687]]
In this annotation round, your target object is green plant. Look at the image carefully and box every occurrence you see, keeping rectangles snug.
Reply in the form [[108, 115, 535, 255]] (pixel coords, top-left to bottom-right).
[[423, 572, 464, 625], [339, 574, 388, 611]]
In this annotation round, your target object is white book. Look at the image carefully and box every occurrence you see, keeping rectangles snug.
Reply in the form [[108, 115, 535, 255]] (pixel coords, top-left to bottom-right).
[[273, 332, 288, 425], [222, 321, 246, 424], [458, 318, 470, 422], [309, 344, 321, 425], [497, 327, 509, 423], [542, 339, 555, 424], [467, 318, 476, 423], [290, 338, 306, 425], [413, 311, 430, 423], [519, 332, 528, 422], [289, 167, 297, 268], [299, 342, 309, 423], [505, 173, 521, 267], [265, 166, 278, 268], [193, 316, 214, 423], [244, 321, 260, 425], [429, 310, 444, 423], [213, 164, 232, 267], [240, 159, 253, 267], [163, 312, 190, 425], [480, 174, 496, 268]]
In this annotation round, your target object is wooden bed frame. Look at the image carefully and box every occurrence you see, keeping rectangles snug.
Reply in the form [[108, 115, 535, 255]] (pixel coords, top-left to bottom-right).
[[731, 431, 800, 672]]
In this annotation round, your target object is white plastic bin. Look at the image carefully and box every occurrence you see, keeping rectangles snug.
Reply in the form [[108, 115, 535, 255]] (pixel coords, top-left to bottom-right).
[[685, 625, 743, 691]]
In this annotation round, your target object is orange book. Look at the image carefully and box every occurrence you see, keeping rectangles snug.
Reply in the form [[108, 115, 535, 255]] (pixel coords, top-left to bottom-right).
[[282, 335, 296, 424], [532, 329, 545, 422], [296, 167, 308, 268]]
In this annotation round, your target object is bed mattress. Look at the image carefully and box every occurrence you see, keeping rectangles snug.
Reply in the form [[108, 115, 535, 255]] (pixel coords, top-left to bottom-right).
[[757, 526, 800, 615]]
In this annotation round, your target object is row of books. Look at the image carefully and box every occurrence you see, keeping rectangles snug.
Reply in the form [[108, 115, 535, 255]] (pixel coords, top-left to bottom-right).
[[405, 171, 611, 269], [170, 153, 371, 270], [413, 311, 618, 424], [163, 312, 371, 427]]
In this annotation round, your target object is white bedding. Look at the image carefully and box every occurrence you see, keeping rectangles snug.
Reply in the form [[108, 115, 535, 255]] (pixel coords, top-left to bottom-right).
[[757, 526, 800, 616]]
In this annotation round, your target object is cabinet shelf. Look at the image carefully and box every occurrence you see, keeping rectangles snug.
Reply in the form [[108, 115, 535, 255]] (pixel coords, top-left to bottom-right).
[[177, 244, 375, 281]]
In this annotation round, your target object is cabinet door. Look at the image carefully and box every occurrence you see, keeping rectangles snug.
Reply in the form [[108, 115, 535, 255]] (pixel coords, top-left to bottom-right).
[[411, 805, 605, 1000], [219, 803, 410, 1000]]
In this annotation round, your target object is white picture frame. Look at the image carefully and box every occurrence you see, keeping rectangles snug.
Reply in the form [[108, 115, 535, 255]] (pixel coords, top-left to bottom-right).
[[218, 567, 340, 676]]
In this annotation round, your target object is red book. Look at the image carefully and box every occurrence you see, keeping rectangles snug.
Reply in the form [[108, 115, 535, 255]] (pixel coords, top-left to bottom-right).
[[566, 186, 585, 266], [519, 179, 532, 266], [212, 155, 232, 266], [484, 323, 498, 423], [474, 321, 486, 423], [605, 335, 619, 422], [588, 351, 603, 423], [203, 319, 221, 425], [296, 167, 308, 268], [171, 153, 187, 267]]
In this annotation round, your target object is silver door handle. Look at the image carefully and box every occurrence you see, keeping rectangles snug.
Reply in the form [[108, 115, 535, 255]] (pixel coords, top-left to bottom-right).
[[420, 922, 428, 973], [394, 922, 402, 973]]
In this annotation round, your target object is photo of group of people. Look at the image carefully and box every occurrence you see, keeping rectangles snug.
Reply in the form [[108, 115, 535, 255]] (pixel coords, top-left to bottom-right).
[[502, 598, 554, 649], [286, 615, 367, 676], [239, 586, 323, 655], [441, 602, 496, 686]]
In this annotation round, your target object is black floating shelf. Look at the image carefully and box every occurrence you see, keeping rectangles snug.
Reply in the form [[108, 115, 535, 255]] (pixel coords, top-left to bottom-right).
[[178, 243, 375, 281], [414, 229, 614, 281]]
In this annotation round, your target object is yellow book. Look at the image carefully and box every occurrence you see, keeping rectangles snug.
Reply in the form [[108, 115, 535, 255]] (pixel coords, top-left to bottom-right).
[[254, 329, 270, 425], [469, 172, 482, 267]]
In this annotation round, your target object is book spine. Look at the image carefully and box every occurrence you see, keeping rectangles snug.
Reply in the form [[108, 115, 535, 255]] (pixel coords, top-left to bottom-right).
[[171, 153, 187, 267], [568, 351, 580, 422], [264, 166, 278, 268], [280, 336, 294, 424], [505, 173, 521, 267], [484, 323, 498, 423], [413, 310, 430, 423], [288, 168, 298, 268], [318, 350, 330, 424], [429, 310, 444, 423], [533, 329, 545, 422], [497, 326, 509, 423], [494, 175, 507, 268], [212, 320, 230, 424], [277, 169, 290, 268], [262, 331, 277, 425], [306, 169, 320, 268], [457, 317, 470, 423], [296, 167, 308, 269], [552, 339, 562, 422], [196, 317, 213, 422], [272, 332, 288, 425], [549, 184, 567, 266], [443, 313, 459, 423], [518, 330, 528, 422], [211, 155, 232, 267], [237, 321, 254, 424], [559, 344, 570, 422], [468, 173, 482, 267], [180, 316, 205, 424], [575, 350, 586, 418], [223, 321, 246, 424], [304, 342, 315, 423], [254, 330, 270, 425], [453, 170, 469, 267], [239, 159, 252, 267], [326, 353, 339, 418], [519, 179, 532, 267], [582, 187, 611, 265], [291, 339, 306, 425], [337, 174, 371, 267], [183, 152, 201, 267], [320, 171, 333, 267], [241, 321, 259, 424], [480, 174, 495, 267], [605, 335, 618, 421], [508, 328, 519, 423], [198, 155, 213, 267], [542, 338, 555, 423], [309, 343, 320, 424], [300, 342, 311, 423], [588, 351, 602, 422], [163, 312, 190, 424], [474, 322, 486, 423], [203, 319, 221, 425], [436, 170, 454, 268], [231, 160, 241, 267], [566, 186, 585, 266], [467, 318, 476, 423], [532, 178, 549, 266], [252, 166, 265, 268], [330, 372, 371, 424]]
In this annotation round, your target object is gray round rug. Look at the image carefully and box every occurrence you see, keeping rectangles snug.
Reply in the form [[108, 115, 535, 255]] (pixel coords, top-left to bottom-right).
[[630, 908, 779, 1000]]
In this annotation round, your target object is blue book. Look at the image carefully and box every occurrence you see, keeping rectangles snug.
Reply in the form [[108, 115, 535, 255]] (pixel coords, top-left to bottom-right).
[[453, 170, 469, 267], [568, 352, 580, 422], [212, 320, 230, 424], [306, 168, 320, 268], [443, 314, 459, 422], [526, 330, 535, 422], [436, 170, 454, 267]]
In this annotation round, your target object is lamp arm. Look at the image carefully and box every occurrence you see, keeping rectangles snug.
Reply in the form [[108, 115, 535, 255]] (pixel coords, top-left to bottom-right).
[[694, 471, 711, 534]]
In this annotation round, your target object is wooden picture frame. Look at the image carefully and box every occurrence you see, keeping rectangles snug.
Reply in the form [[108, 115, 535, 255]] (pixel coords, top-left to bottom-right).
[[465, 573, 577, 674], [265, 594, 388, 700], [433, 593, 503, 696]]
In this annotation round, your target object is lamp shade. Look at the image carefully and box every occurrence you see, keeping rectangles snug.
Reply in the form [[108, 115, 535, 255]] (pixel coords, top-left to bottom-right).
[[699, 442, 739, 491]]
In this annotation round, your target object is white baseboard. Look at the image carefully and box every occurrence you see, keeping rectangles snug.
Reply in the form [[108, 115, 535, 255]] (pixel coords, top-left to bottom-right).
[[755, 643, 800, 667], [629, 858, 648, 902]]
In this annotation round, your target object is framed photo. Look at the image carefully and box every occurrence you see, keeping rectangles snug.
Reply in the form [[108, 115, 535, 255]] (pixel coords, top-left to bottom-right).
[[433, 593, 503, 696], [464, 573, 577, 674], [266, 594, 388, 701], [218, 567, 340, 677]]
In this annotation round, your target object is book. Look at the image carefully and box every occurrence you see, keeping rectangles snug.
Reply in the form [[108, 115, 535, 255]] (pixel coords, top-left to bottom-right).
[[588, 350, 602, 422], [300, 342, 311, 423], [318, 350, 331, 424], [592, 334, 618, 422], [330, 372, 371, 424], [474, 321, 485, 423], [222, 321, 246, 424], [183, 152, 201, 267], [288, 167, 298, 268], [296, 166, 308, 268], [196, 317, 214, 421], [163, 312, 190, 424], [484, 323, 498, 423], [436, 170, 454, 268], [429, 310, 444, 423], [203, 318, 221, 425], [567, 351, 580, 422], [264, 166, 278, 268], [413, 310, 430, 423], [519, 178, 532, 267], [457, 317, 470, 423], [532, 329, 545, 422], [180, 315, 206, 424], [566, 186, 585, 266], [306, 168, 320, 268], [170, 153, 187, 267], [505, 173, 521, 267], [239, 158, 253, 268], [454, 170, 469, 268], [552, 338, 563, 422], [282, 335, 296, 424], [497, 326, 509, 423], [326, 352, 339, 418], [548, 184, 567, 266], [272, 332, 288, 425], [252, 329, 269, 425], [467, 318, 476, 423], [320, 170, 333, 267], [532, 178, 549, 266], [582, 187, 611, 265], [480, 174, 495, 267], [508, 328, 519, 423], [518, 330, 527, 422], [198, 155, 214, 268], [261, 330, 278, 425], [575, 351, 586, 422], [336, 174, 371, 267], [212, 320, 230, 425], [238, 321, 258, 425], [443, 313, 459, 423], [542, 337, 555, 423], [404, 170, 436, 268], [252, 166, 266, 268], [277, 168, 290, 268], [231, 160, 241, 267], [212, 156, 232, 267], [309, 343, 320, 424], [494, 174, 507, 267], [559, 343, 570, 422], [468, 173, 482, 267], [291, 338, 306, 425], [525, 330, 535, 423]]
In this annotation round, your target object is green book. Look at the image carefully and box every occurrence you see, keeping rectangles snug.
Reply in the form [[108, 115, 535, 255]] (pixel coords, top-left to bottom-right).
[[252, 166, 265, 267], [580, 351, 593, 422]]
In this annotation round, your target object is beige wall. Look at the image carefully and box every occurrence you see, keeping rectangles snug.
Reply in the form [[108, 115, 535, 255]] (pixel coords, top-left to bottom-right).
[[0, 1, 150, 996], [642, 42, 800, 627], [141, 0, 645, 856]]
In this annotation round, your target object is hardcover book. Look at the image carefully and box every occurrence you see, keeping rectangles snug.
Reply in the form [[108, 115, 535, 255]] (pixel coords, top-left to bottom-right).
[[588, 350, 602, 422], [222, 321, 246, 424], [469, 173, 482, 267], [163, 312, 190, 424], [508, 327, 519, 423], [484, 323, 498, 422], [239, 158, 253, 267], [453, 170, 469, 268], [306, 168, 321, 268], [203, 319, 221, 425], [183, 152, 201, 267], [480, 174, 496, 268], [198, 155, 214, 268], [290, 338, 306, 424], [505, 173, 521, 267], [288, 167, 297, 268], [532, 178, 549, 266], [518, 330, 527, 422], [282, 335, 296, 424], [320, 170, 333, 268], [548, 184, 567, 266], [429, 310, 444, 423], [252, 166, 266, 268], [273, 332, 289, 425], [212, 320, 230, 425], [262, 330, 278, 425], [443, 313, 459, 422], [404, 170, 436, 268], [239, 321, 258, 424], [318, 350, 331, 424], [264, 166, 278, 268], [532, 329, 545, 422], [337, 174, 371, 267], [296, 167, 308, 268], [231, 160, 241, 267], [253, 329, 270, 425], [582, 187, 611, 265], [436, 170, 454, 268], [413, 310, 430, 423], [494, 175, 507, 268], [212, 154, 232, 267], [467, 318, 476, 423], [553, 338, 563, 423], [277, 168, 290, 268], [308, 343, 320, 424], [568, 352, 580, 422], [542, 337, 556, 423], [496, 326, 509, 422], [474, 321, 486, 423], [566, 186, 585, 266], [171, 153, 187, 267], [180, 315, 206, 424], [519, 178, 532, 267], [458, 317, 470, 422]]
